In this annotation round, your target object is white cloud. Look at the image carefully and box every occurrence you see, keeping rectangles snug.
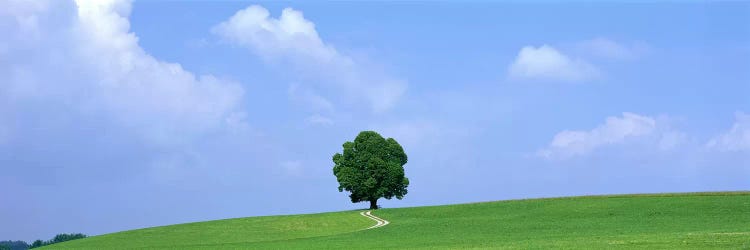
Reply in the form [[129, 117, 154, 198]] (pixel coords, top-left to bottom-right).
[[305, 114, 334, 126], [538, 113, 685, 159], [212, 5, 406, 113], [658, 131, 687, 151], [577, 37, 648, 60], [706, 112, 750, 152], [508, 45, 599, 82], [211, 6, 332, 63], [0, 0, 246, 146]]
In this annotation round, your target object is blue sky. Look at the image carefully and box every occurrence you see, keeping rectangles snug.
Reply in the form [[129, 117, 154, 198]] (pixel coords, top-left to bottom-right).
[[1, 0, 749, 242]]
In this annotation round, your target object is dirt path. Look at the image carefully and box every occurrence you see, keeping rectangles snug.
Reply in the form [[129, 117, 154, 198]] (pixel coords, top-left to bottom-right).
[[359, 210, 390, 229]]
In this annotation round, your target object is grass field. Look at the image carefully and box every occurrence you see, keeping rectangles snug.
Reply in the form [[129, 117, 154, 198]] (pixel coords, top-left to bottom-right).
[[44, 192, 750, 249]]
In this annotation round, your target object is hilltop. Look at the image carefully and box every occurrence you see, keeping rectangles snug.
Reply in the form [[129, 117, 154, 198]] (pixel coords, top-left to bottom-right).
[[44, 192, 750, 249]]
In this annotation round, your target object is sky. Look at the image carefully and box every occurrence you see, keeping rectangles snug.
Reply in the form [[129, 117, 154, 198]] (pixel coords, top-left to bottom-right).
[[1, 0, 749, 242]]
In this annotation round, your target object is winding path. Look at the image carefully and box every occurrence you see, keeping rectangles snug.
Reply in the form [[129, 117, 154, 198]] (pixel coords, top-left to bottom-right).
[[359, 210, 390, 229]]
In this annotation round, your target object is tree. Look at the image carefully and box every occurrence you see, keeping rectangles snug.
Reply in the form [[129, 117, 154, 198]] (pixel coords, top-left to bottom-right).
[[332, 131, 409, 209], [30, 240, 43, 249]]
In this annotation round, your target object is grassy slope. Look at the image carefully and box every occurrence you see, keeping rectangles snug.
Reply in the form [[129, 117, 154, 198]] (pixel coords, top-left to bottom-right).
[[46, 192, 750, 249], [45, 211, 372, 249]]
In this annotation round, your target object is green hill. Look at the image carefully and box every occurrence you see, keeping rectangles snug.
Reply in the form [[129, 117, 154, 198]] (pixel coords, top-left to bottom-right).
[[44, 192, 750, 249]]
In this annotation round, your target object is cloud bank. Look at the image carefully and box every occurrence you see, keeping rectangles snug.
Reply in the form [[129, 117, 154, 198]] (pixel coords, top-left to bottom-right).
[[1, 0, 246, 147]]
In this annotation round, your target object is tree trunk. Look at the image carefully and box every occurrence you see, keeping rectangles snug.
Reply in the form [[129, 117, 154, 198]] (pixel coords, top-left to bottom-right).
[[369, 199, 378, 210]]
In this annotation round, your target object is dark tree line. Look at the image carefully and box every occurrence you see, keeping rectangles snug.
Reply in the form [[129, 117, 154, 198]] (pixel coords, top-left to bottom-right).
[[0, 241, 28, 250], [30, 233, 87, 249], [0, 233, 86, 250]]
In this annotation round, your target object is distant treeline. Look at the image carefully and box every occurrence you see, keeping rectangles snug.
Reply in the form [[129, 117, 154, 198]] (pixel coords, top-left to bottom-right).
[[0, 233, 87, 250], [0, 241, 28, 250]]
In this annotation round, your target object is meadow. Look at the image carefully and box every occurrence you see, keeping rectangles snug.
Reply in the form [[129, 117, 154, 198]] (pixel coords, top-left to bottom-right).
[[44, 192, 750, 249]]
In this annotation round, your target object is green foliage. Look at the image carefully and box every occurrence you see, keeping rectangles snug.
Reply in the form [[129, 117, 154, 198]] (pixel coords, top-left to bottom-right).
[[332, 131, 409, 209], [30, 241, 42, 249], [30, 234, 86, 249], [0, 240, 29, 250], [54, 234, 85, 244], [39, 192, 750, 249]]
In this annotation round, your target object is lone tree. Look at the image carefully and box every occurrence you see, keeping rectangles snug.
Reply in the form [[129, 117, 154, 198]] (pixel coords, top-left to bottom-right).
[[332, 131, 409, 209]]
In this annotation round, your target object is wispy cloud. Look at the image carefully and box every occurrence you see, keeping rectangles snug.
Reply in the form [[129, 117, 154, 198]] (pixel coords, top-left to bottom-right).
[[212, 5, 406, 113], [577, 37, 649, 61], [538, 113, 685, 159], [305, 114, 334, 126], [288, 84, 334, 113], [706, 112, 750, 152]]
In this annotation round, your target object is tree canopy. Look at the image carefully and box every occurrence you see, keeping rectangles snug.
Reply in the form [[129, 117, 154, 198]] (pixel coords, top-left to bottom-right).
[[332, 131, 409, 209]]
